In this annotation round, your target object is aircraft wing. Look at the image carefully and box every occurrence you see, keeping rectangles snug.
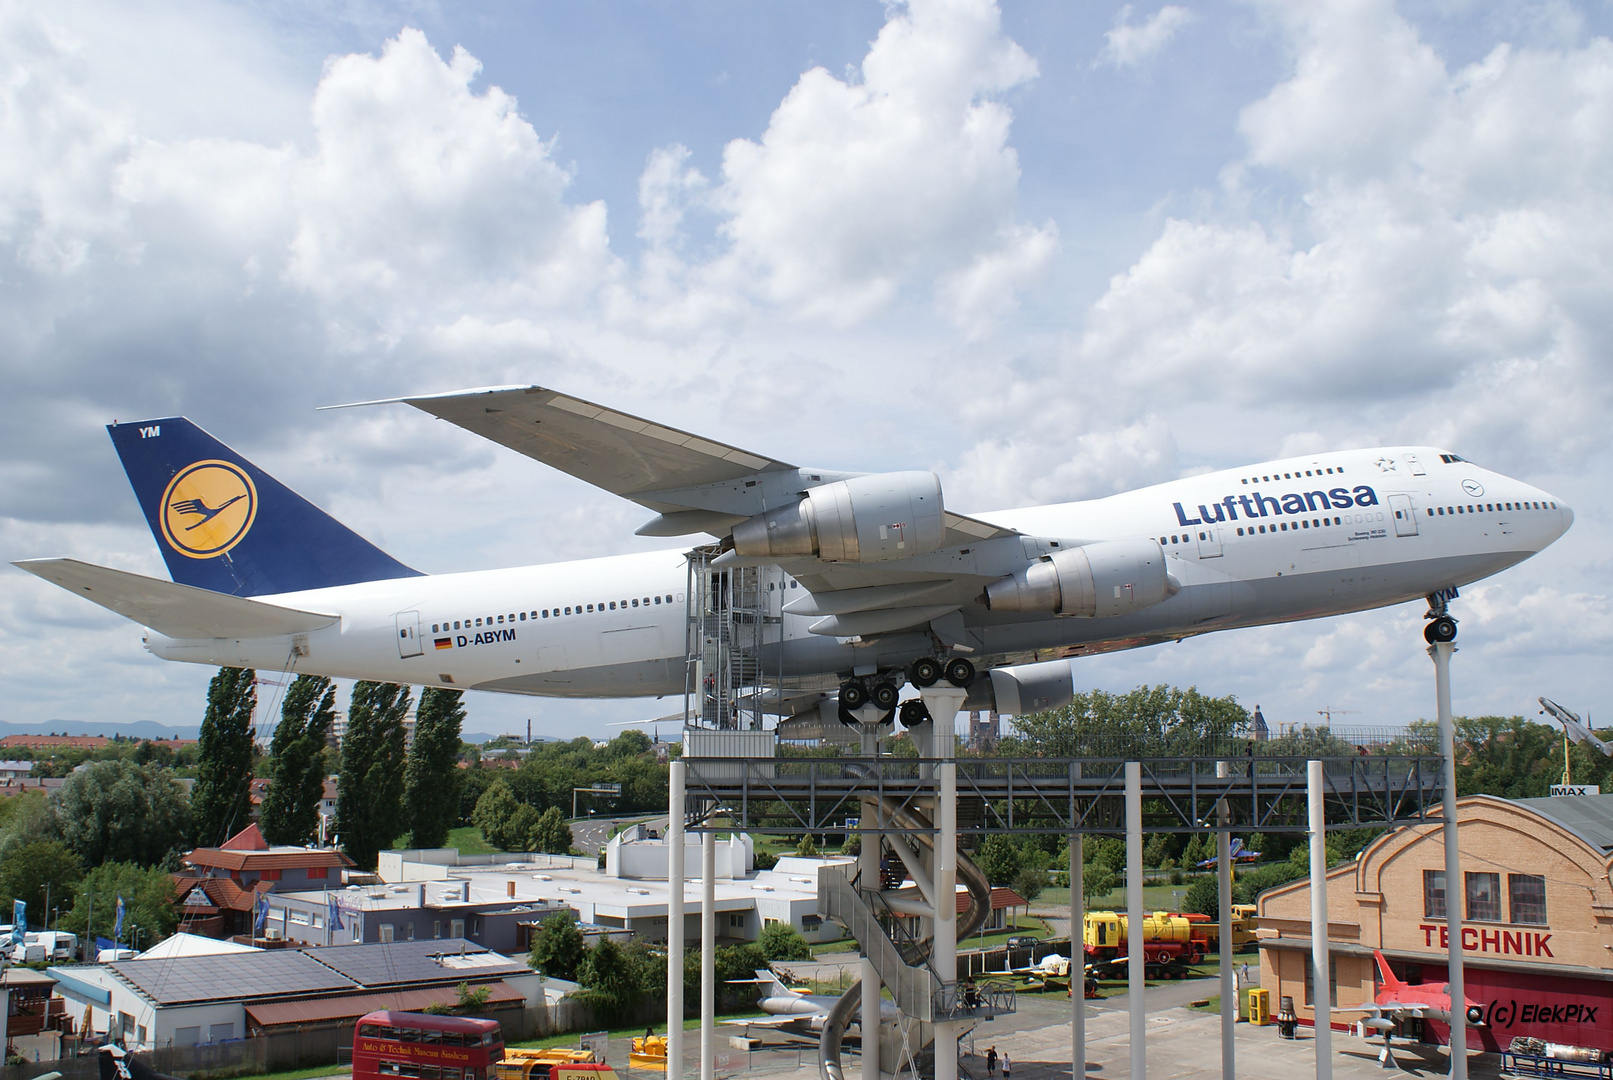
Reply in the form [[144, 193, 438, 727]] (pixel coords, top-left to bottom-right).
[[719, 1015, 817, 1028], [384, 384, 792, 502], [14, 559, 338, 639], [1332, 1001, 1427, 1018]]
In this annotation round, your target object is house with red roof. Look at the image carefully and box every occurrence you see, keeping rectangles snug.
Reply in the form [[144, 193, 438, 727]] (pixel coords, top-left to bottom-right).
[[174, 823, 352, 940]]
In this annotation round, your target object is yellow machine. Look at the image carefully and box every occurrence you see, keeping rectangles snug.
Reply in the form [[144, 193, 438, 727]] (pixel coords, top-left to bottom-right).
[[629, 1036, 668, 1072], [495, 1048, 599, 1080]]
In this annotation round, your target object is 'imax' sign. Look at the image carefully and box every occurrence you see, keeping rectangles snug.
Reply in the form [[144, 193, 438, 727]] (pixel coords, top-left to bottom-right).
[[1550, 784, 1600, 797]]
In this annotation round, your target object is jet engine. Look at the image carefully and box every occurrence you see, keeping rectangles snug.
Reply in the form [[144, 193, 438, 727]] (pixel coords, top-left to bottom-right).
[[984, 538, 1175, 617], [985, 659, 1076, 715], [730, 471, 945, 563]]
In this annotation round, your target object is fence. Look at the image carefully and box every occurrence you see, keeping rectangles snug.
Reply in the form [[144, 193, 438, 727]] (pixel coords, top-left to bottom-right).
[[0, 999, 666, 1080]]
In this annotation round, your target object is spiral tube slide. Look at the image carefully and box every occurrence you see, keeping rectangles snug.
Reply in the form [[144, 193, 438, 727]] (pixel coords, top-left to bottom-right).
[[818, 791, 992, 1080]]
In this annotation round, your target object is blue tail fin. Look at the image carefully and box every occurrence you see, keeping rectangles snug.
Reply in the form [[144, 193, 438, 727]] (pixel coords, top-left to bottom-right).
[[109, 418, 420, 597]]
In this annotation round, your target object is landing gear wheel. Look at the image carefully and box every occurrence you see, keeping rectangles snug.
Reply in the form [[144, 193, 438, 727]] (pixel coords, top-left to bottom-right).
[[898, 699, 932, 727], [872, 682, 900, 711], [944, 657, 976, 687], [908, 657, 943, 688], [840, 680, 869, 710], [1424, 616, 1457, 644]]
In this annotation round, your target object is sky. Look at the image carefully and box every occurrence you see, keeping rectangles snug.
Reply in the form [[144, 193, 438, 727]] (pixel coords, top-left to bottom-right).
[[3, 0, 1611, 743]]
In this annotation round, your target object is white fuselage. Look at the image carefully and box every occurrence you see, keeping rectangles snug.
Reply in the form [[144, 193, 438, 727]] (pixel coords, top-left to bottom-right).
[[144, 447, 1572, 697]]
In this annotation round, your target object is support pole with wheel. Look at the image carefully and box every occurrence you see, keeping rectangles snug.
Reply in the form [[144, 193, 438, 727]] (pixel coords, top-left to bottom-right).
[[1432, 640, 1467, 1080]]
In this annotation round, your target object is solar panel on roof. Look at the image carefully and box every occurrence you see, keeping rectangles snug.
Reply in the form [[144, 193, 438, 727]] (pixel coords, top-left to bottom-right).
[[303, 939, 528, 988], [111, 949, 358, 1005]]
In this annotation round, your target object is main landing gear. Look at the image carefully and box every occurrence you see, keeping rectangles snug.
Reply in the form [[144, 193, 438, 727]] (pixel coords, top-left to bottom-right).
[[837, 656, 976, 727], [1424, 590, 1459, 644]]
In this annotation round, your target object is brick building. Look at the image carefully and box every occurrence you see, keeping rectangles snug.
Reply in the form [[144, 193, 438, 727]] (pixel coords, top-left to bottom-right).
[[175, 824, 352, 939], [1257, 793, 1613, 1053]]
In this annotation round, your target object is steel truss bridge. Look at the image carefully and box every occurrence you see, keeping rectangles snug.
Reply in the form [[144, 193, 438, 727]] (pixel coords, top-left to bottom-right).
[[680, 751, 1445, 835]]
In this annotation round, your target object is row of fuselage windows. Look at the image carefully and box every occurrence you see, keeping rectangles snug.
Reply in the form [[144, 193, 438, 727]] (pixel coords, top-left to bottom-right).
[[1241, 466, 1345, 485], [430, 595, 676, 635], [1429, 500, 1555, 516], [1161, 515, 1361, 546]]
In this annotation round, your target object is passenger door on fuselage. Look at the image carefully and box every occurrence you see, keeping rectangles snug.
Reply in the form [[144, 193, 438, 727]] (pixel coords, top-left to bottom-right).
[[1388, 494, 1418, 537]]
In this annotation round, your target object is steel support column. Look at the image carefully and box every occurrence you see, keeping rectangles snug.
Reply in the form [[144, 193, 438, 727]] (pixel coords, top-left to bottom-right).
[[1433, 641, 1467, 1080], [1218, 760, 1234, 1080], [1126, 761, 1144, 1080], [1070, 831, 1085, 1078], [860, 796, 881, 1080], [1308, 760, 1332, 1080], [667, 760, 686, 1078], [701, 830, 715, 1080]]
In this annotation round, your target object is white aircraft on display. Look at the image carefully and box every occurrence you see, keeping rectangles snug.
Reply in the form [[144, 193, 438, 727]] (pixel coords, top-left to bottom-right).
[[15, 384, 1574, 725], [722, 970, 896, 1037]]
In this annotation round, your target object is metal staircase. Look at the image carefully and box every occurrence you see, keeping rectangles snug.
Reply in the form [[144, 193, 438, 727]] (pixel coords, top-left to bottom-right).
[[819, 865, 938, 1021]]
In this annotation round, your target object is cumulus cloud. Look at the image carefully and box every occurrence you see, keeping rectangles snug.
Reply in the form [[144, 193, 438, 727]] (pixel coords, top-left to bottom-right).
[[704, 0, 1057, 330], [1096, 5, 1195, 70], [1079, 0, 1613, 472]]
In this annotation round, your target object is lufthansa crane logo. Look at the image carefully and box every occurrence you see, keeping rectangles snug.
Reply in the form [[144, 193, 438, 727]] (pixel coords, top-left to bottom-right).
[[160, 460, 258, 559]]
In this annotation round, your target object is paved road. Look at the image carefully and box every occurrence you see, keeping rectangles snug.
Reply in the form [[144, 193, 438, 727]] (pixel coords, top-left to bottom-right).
[[570, 814, 666, 856]]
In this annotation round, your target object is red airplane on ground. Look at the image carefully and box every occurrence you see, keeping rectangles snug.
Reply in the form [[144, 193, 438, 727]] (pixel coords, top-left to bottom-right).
[[1332, 950, 1485, 1068]]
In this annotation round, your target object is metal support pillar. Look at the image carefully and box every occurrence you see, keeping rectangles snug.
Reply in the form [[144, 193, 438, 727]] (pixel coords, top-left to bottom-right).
[[1217, 760, 1234, 1080], [1432, 641, 1467, 1080], [1126, 761, 1144, 1080], [859, 796, 881, 1080], [1308, 760, 1332, 1080], [1070, 831, 1084, 1078], [701, 830, 715, 1080], [666, 761, 686, 1078], [934, 755, 958, 1080]]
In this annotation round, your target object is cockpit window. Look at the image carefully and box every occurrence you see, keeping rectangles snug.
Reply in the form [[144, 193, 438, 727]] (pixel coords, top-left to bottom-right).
[[1439, 453, 1468, 464]]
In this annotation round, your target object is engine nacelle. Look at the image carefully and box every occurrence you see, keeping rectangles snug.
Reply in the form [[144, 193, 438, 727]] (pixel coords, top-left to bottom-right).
[[730, 471, 945, 563], [984, 538, 1174, 617], [986, 659, 1076, 715]]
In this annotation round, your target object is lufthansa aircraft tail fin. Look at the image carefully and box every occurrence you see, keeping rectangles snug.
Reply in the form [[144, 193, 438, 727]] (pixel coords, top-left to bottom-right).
[[108, 418, 420, 597]]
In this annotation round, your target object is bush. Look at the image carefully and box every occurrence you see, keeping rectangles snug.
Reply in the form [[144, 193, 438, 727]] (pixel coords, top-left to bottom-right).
[[528, 911, 586, 979], [758, 923, 811, 961], [753, 850, 778, 870]]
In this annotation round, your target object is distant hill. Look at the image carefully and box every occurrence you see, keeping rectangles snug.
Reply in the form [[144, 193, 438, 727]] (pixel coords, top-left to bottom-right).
[[0, 719, 200, 742]]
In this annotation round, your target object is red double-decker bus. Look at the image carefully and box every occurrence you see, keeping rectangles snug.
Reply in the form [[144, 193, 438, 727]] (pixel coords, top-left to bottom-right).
[[353, 1011, 504, 1080]]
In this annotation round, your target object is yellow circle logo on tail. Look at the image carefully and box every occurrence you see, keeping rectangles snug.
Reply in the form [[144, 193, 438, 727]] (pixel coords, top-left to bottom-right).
[[160, 460, 258, 559]]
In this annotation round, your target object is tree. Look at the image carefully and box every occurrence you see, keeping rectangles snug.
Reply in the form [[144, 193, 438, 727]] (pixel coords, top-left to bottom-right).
[[473, 781, 522, 851], [54, 760, 192, 866], [60, 862, 179, 946], [758, 922, 811, 961], [577, 939, 650, 1024], [0, 840, 83, 922], [1012, 865, 1049, 903], [337, 681, 411, 870], [526, 806, 572, 855], [1082, 860, 1117, 903], [528, 911, 586, 979], [974, 834, 1023, 886], [261, 675, 336, 845], [0, 790, 61, 861], [191, 666, 258, 846], [1183, 875, 1219, 920], [793, 834, 819, 857], [405, 688, 466, 848]]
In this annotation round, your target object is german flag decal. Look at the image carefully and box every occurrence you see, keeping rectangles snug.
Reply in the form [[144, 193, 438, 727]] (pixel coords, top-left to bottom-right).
[[434, 637, 453, 650]]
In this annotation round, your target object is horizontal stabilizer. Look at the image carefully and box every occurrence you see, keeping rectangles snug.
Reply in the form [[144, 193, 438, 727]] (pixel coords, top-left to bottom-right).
[[15, 559, 338, 639]]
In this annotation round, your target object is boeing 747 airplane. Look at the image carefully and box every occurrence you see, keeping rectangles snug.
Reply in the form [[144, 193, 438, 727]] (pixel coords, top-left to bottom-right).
[[15, 385, 1573, 723]]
